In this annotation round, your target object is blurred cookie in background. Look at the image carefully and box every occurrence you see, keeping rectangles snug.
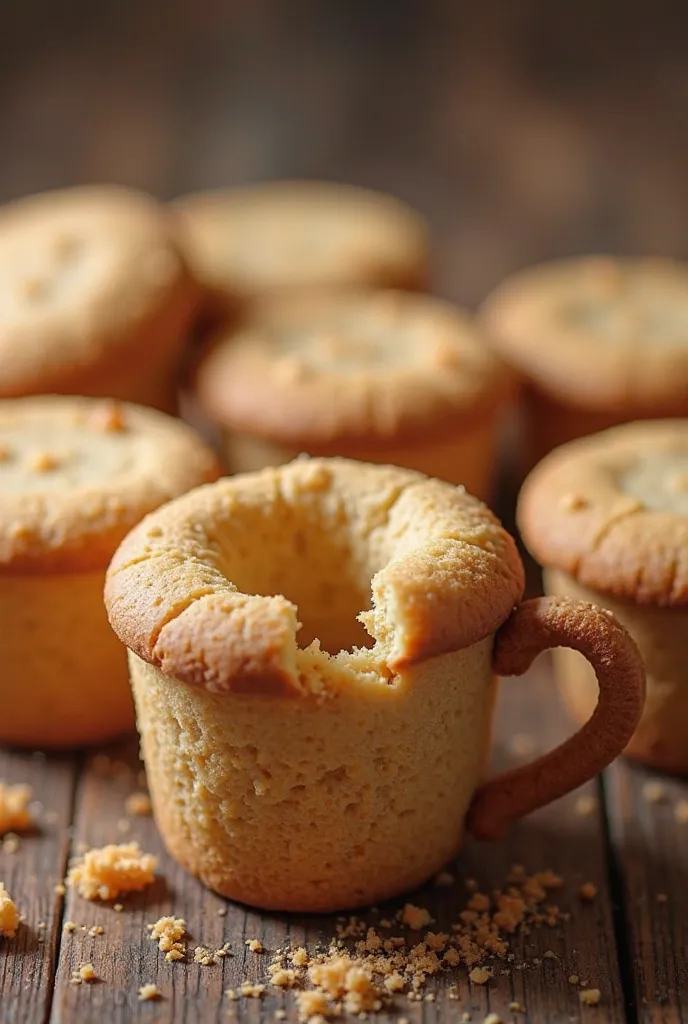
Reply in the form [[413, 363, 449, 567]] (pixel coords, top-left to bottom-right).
[[193, 289, 515, 502], [480, 256, 688, 470], [173, 180, 430, 330], [0, 185, 198, 413]]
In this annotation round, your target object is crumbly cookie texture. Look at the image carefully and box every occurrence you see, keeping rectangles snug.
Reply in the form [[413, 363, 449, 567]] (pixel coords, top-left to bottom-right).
[[0, 396, 220, 572], [480, 255, 688, 412], [68, 842, 157, 901], [518, 420, 688, 605], [0, 781, 32, 834], [195, 290, 514, 447], [105, 457, 524, 694], [149, 916, 187, 962], [0, 184, 196, 399], [0, 883, 19, 937], [174, 180, 429, 306]]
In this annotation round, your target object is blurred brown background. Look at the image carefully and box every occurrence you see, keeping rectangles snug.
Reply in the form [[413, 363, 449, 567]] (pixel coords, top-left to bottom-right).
[[2, 0, 688, 306]]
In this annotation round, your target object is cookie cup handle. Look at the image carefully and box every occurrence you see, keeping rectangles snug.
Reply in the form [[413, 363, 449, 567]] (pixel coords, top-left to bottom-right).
[[467, 596, 646, 841]]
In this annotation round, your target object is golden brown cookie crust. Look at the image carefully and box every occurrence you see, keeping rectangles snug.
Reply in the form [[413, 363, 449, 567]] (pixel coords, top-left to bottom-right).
[[194, 290, 515, 447], [173, 180, 429, 306], [518, 420, 688, 606], [0, 396, 221, 573], [105, 458, 525, 692], [480, 256, 688, 412], [0, 185, 197, 397]]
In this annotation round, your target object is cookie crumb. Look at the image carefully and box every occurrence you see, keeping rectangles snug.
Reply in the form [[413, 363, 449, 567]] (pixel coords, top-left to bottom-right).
[[270, 968, 297, 989], [88, 925, 105, 937], [575, 795, 598, 817], [483, 1014, 503, 1024], [295, 991, 330, 1021], [469, 966, 492, 985], [125, 792, 152, 817], [54, 883, 66, 896], [113, 903, 124, 913], [642, 781, 666, 804], [240, 982, 266, 998], [2, 834, 20, 854], [292, 947, 310, 967], [580, 882, 597, 901], [509, 1002, 524, 1013], [0, 782, 33, 834], [68, 842, 157, 900], [674, 799, 688, 823], [0, 883, 19, 938], [247, 938, 264, 953], [78, 963, 97, 982], [400, 904, 432, 929], [138, 984, 161, 1001], [149, 916, 186, 961], [579, 988, 601, 1006]]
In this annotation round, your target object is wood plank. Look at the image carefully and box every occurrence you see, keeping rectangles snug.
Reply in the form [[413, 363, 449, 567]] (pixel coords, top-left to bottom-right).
[[605, 760, 688, 1021], [0, 748, 77, 1024], [47, 657, 626, 1024]]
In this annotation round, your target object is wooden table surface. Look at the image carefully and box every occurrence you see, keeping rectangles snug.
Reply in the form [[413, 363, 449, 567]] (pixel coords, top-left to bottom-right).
[[2, 2, 688, 1021]]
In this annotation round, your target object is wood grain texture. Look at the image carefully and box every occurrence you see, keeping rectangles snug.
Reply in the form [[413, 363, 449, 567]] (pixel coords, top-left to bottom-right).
[[43, 660, 626, 1024], [605, 761, 688, 1023], [0, 749, 76, 1024]]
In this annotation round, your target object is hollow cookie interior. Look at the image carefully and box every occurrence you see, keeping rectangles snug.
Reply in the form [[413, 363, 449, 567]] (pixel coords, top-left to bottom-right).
[[106, 458, 524, 911]]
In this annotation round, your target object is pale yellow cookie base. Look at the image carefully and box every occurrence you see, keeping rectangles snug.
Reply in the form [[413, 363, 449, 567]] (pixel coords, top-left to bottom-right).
[[0, 571, 134, 748], [545, 569, 688, 773], [130, 637, 496, 912], [219, 417, 498, 503]]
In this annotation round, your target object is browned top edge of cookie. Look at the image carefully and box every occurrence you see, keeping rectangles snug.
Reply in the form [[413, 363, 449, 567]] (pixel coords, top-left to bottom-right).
[[0, 185, 198, 397], [0, 396, 222, 573], [172, 180, 430, 303], [194, 290, 516, 447], [517, 419, 688, 606], [479, 256, 688, 412], [105, 457, 525, 696]]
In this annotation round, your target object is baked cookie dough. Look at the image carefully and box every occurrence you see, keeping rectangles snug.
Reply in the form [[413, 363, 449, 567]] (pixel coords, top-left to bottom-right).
[[519, 419, 688, 772], [480, 256, 688, 466], [0, 185, 197, 412], [194, 290, 514, 500], [0, 395, 220, 747]]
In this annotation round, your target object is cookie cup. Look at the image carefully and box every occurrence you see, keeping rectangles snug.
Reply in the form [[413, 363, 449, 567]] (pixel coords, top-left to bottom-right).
[[194, 291, 514, 501], [519, 420, 688, 772], [106, 458, 644, 911], [480, 257, 688, 468], [0, 397, 220, 748], [174, 180, 429, 327], [0, 185, 198, 413]]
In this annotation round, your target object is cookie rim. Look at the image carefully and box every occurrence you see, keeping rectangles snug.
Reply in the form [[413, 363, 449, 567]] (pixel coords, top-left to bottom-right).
[[0, 184, 198, 398], [172, 179, 430, 304], [480, 255, 688, 412], [517, 419, 688, 606], [0, 395, 221, 573], [105, 457, 525, 695], [194, 290, 516, 448]]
